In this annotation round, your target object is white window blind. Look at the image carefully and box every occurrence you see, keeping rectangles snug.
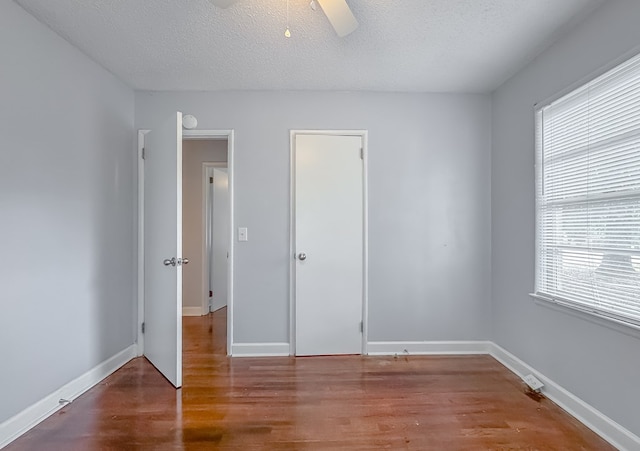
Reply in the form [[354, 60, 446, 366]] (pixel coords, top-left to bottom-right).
[[535, 52, 640, 327]]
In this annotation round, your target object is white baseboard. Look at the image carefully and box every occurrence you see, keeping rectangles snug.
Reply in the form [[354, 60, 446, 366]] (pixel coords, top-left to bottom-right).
[[0, 344, 136, 449], [231, 342, 290, 357], [489, 343, 640, 451], [367, 340, 639, 449], [182, 306, 203, 316], [3, 341, 636, 450], [367, 340, 491, 355]]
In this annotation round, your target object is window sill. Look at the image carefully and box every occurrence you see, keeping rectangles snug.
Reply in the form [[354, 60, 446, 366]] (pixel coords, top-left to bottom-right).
[[528, 293, 640, 340]]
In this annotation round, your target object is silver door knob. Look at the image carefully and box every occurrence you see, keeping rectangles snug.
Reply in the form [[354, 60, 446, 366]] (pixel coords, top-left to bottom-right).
[[163, 257, 176, 267], [298, 253, 307, 261], [179, 258, 189, 265]]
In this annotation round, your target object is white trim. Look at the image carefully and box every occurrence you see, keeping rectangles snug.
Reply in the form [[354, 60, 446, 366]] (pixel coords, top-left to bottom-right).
[[361, 131, 369, 355], [0, 345, 136, 449], [137, 128, 235, 357], [289, 130, 369, 356], [288, 133, 296, 355], [367, 341, 491, 355], [490, 343, 640, 451], [183, 130, 229, 140], [231, 343, 291, 357], [227, 131, 235, 356], [136, 130, 149, 357], [182, 307, 203, 317]]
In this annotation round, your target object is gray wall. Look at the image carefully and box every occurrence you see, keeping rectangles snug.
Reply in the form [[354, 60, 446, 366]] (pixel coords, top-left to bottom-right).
[[5, 0, 638, 439], [136, 91, 492, 344], [492, 0, 640, 436], [182, 140, 227, 310], [0, 2, 135, 423]]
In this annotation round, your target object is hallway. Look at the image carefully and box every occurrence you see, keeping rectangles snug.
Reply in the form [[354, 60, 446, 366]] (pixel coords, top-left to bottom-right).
[[7, 308, 612, 450]]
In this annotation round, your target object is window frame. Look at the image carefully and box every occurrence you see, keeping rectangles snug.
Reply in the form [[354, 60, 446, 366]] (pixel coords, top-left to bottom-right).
[[532, 51, 640, 331]]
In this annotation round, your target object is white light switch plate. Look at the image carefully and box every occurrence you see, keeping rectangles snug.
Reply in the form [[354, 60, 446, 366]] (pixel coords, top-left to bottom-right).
[[238, 227, 248, 242]]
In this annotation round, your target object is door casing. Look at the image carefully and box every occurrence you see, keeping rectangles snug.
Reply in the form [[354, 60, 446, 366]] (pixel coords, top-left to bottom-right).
[[288, 130, 369, 356], [137, 129, 235, 358]]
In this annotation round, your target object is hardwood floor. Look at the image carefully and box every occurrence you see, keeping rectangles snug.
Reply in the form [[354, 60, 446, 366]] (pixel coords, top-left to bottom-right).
[[7, 308, 614, 450]]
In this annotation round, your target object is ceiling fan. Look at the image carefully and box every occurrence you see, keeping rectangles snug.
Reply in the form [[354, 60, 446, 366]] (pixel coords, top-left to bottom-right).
[[208, 0, 359, 37]]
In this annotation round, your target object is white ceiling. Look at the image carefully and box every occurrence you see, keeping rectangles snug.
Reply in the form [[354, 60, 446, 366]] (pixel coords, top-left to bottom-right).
[[15, 0, 606, 93]]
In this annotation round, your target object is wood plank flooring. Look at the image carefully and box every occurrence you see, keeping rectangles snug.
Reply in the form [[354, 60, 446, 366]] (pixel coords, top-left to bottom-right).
[[7, 308, 614, 450]]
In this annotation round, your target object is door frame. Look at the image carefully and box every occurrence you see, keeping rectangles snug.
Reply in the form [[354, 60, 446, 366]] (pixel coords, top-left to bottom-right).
[[137, 129, 235, 357], [288, 130, 369, 356], [202, 162, 228, 315]]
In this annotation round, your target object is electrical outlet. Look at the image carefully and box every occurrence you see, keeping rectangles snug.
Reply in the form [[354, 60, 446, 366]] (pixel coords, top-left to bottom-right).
[[523, 374, 544, 391]]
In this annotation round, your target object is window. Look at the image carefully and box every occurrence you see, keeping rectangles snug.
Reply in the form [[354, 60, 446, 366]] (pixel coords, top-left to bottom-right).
[[534, 52, 640, 327]]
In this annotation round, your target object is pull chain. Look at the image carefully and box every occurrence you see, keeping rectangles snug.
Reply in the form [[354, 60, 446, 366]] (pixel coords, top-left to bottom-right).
[[284, 0, 291, 37]]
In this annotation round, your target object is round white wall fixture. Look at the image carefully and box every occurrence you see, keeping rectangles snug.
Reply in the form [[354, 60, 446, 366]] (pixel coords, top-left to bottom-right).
[[182, 114, 198, 130]]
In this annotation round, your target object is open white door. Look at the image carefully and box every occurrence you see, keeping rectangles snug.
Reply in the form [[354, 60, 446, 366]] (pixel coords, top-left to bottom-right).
[[144, 112, 183, 387], [294, 133, 364, 356]]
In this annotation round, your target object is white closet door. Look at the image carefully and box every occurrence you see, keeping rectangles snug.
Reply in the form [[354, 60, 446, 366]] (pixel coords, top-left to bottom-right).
[[294, 133, 364, 356]]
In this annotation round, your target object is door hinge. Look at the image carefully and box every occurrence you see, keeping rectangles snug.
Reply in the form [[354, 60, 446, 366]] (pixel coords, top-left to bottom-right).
[[141, 147, 146, 160], [360, 148, 364, 159], [141, 322, 145, 334], [210, 176, 214, 184], [360, 321, 363, 333]]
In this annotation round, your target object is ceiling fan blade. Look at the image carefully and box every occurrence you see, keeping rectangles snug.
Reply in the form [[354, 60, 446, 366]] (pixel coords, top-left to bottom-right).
[[316, 0, 359, 37], [208, 0, 240, 8]]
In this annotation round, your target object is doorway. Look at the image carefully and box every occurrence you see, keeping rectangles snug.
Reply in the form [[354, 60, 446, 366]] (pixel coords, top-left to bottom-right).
[[138, 124, 235, 388], [290, 131, 369, 356], [208, 167, 230, 313], [181, 139, 228, 317]]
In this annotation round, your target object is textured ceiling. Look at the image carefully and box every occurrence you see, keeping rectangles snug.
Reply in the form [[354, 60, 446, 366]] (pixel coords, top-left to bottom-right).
[[15, 0, 606, 93]]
